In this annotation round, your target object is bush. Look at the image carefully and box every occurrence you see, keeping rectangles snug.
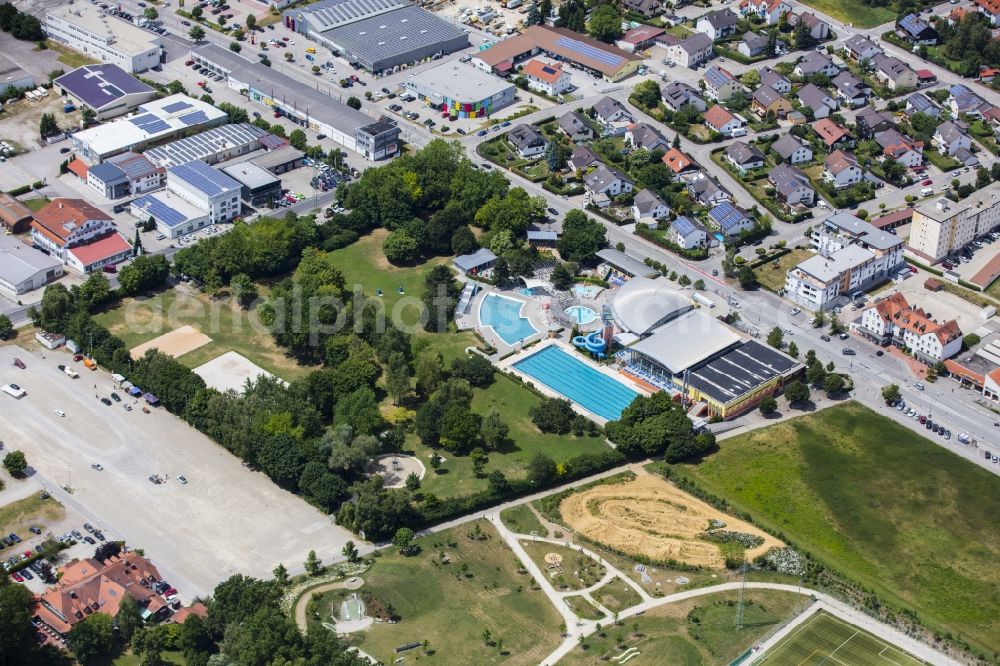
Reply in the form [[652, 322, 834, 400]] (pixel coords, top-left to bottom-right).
[[529, 397, 576, 434]]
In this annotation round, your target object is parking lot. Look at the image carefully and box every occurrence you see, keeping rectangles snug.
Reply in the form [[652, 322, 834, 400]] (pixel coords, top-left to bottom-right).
[[0, 344, 361, 599], [946, 230, 1000, 281]]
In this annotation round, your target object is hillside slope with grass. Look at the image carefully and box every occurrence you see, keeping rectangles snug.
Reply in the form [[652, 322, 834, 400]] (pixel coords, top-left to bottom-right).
[[678, 402, 1000, 657]]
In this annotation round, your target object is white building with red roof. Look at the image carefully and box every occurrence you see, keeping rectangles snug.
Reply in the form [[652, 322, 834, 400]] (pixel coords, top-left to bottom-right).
[[30, 198, 131, 274], [520, 60, 572, 96], [856, 292, 963, 363]]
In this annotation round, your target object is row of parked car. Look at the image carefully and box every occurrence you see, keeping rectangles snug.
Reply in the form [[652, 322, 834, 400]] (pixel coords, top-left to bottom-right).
[[893, 399, 953, 440], [942, 231, 1000, 270]]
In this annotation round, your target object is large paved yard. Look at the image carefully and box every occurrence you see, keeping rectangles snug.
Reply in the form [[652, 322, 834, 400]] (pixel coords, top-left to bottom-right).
[[0, 344, 359, 599]]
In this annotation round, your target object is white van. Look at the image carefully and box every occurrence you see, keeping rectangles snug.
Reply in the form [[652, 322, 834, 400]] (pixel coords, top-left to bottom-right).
[[914, 381, 926, 391], [920, 186, 934, 197], [2, 383, 26, 398]]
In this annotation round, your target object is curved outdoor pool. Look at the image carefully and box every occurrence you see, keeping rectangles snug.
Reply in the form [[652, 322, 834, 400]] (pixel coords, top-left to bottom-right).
[[564, 305, 598, 325], [479, 294, 539, 346]]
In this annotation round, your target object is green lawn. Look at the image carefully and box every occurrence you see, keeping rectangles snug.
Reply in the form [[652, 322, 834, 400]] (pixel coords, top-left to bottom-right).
[[500, 505, 548, 537], [0, 494, 65, 542], [591, 577, 643, 614], [43, 41, 99, 67], [759, 610, 926, 665], [794, 0, 895, 27], [520, 541, 607, 591], [559, 590, 804, 664], [677, 402, 1000, 656], [331, 520, 563, 666], [753, 249, 814, 292], [565, 595, 604, 620], [113, 651, 187, 666], [21, 197, 51, 212], [407, 372, 611, 499]]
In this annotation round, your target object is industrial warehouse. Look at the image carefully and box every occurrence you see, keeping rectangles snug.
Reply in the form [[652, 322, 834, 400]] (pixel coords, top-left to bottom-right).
[[282, 0, 468, 74], [403, 61, 515, 118], [191, 44, 400, 160]]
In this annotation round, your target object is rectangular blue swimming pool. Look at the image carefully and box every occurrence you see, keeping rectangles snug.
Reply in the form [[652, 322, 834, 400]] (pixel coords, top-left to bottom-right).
[[513, 345, 640, 421]]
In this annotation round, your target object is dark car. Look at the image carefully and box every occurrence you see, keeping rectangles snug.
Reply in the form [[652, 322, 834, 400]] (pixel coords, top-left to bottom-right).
[[381, 87, 390, 94], [94, 531, 105, 541], [13, 358, 25, 369], [19, 569, 33, 580], [84, 536, 95, 544], [29, 526, 41, 535], [9, 533, 21, 543], [316, 134, 326, 140], [547, 207, 558, 215], [110, 392, 121, 402], [100, 397, 112, 406], [875, 350, 884, 356], [59, 147, 71, 154]]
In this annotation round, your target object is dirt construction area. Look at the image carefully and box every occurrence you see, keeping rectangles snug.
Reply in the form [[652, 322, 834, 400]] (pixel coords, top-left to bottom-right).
[[0, 344, 359, 599], [130, 325, 212, 359], [560, 472, 782, 568]]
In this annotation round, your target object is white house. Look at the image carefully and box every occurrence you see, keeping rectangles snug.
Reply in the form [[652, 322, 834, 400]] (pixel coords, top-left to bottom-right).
[[507, 123, 548, 157], [934, 121, 973, 156], [876, 129, 924, 169], [796, 83, 838, 119], [665, 33, 714, 68], [769, 164, 815, 206], [521, 60, 573, 96], [823, 150, 863, 189], [703, 65, 742, 101], [670, 216, 707, 249], [585, 164, 634, 198], [856, 292, 962, 363], [166, 160, 242, 224], [593, 96, 635, 128], [703, 105, 745, 137], [30, 199, 116, 261], [739, 0, 791, 25], [771, 134, 813, 165], [695, 9, 739, 40], [632, 189, 671, 222], [724, 141, 765, 172]]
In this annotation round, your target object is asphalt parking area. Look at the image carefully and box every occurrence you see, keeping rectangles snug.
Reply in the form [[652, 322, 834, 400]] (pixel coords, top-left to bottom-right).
[[0, 344, 358, 598]]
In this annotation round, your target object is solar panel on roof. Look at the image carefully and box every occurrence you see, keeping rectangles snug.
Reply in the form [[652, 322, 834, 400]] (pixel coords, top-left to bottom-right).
[[162, 101, 193, 113], [132, 195, 189, 228], [542, 66, 557, 75], [554, 36, 625, 68], [179, 110, 209, 126], [129, 114, 156, 127]]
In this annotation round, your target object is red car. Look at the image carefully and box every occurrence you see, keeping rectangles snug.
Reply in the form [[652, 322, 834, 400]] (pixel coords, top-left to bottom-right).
[[163, 587, 177, 596], [11, 572, 23, 582], [185, 59, 194, 66], [282, 36, 289, 41], [102, 265, 117, 274], [921, 178, 932, 186], [13, 358, 25, 369], [73, 354, 84, 362]]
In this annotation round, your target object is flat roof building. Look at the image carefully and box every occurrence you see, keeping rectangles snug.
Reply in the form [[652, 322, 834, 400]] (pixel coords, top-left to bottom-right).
[[69, 94, 227, 163], [0, 235, 64, 299], [192, 44, 400, 161], [250, 147, 306, 174], [143, 123, 269, 168], [167, 160, 242, 225], [283, 0, 468, 74], [0, 53, 35, 96], [54, 64, 156, 120], [403, 61, 515, 119], [471, 25, 643, 82], [221, 162, 283, 207], [596, 248, 660, 279], [628, 308, 742, 375], [45, 5, 163, 73], [130, 190, 211, 239], [908, 181, 1000, 262]]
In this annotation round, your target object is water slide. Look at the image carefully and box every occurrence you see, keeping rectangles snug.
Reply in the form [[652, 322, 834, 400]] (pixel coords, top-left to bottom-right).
[[572, 331, 608, 357]]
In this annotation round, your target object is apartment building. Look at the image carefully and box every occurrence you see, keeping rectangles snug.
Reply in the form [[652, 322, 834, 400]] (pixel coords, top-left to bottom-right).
[[855, 292, 962, 363], [907, 181, 1000, 262]]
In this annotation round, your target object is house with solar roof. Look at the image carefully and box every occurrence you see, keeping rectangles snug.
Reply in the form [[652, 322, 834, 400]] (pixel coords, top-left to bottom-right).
[[130, 160, 242, 238], [143, 124, 270, 168], [53, 64, 156, 121], [521, 60, 573, 96], [708, 201, 754, 237], [670, 216, 708, 249], [896, 13, 938, 45], [69, 94, 227, 163]]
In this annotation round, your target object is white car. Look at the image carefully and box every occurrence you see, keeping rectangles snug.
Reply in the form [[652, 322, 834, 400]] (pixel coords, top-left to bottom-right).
[[2, 383, 26, 398], [54, 409, 66, 417], [789, 307, 801, 316], [177, 475, 188, 485]]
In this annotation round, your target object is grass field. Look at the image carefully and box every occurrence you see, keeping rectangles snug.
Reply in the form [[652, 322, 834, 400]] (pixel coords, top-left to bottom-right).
[[500, 505, 548, 537], [406, 372, 611, 498], [520, 541, 607, 591], [0, 494, 65, 542], [21, 197, 51, 213], [591, 577, 643, 614], [559, 590, 805, 665], [43, 41, 100, 68], [334, 520, 563, 666], [753, 249, 814, 292], [678, 402, 1000, 655], [565, 595, 604, 620], [794, 0, 895, 27], [759, 611, 926, 665], [113, 651, 187, 666]]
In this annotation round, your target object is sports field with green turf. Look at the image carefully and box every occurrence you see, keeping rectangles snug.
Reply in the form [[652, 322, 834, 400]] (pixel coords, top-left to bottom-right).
[[759, 611, 927, 665]]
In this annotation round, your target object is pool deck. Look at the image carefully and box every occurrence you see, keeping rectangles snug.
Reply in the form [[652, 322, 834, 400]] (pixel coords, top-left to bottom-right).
[[497, 338, 653, 425], [458, 287, 555, 356]]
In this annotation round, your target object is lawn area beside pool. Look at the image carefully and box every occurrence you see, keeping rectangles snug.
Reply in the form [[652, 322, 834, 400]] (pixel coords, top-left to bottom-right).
[[404, 372, 611, 499], [333, 520, 563, 666], [793, 0, 895, 27], [753, 248, 815, 292], [676, 401, 1000, 656]]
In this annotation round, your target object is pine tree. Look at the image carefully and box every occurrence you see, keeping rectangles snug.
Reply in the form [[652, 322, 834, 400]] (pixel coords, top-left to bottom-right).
[[133, 229, 143, 257], [525, 1, 540, 26]]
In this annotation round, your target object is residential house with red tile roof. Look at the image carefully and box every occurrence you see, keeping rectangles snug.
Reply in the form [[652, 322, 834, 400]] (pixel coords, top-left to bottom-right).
[[521, 60, 572, 96], [811, 118, 854, 149], [856, 291, 963, 362], [974, 0, 1000, 25], [30, 198, 131, 274], [661, 147, 697, 174], [703, 104, 745, 137]]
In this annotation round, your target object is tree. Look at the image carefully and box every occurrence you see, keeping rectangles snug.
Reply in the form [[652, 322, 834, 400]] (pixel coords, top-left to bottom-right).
[[383, 229, 419, 264], [741, 69, 761, 88], [767, 326, 784, 349], [557, 210, 605, 263], [132, 625, 168, 666], [304, 549, 323, 575], [2, 450, 27, 477], [693, 279, 705, 290], [470, 447, 489, 477], [525, 1, 541, 25], [794, 19, 815, 49], [812, 311, 825, 328], [481, 409, 509, 450], [429, 453, 442, 473], [829, 313, 846, 334], [678, 274, 691, 287], [143, 6, 158, 20], [0, 313, 13, 340], [787, 341, 799, 358], [881, 383, 901, 404], [738, 266, 758, 290], [784, 380, 810, 405], [190, 5, 203, 18], [346, 96, 362, 110], [385, 354, 412, 405], [806, 361, 826, 386], [404, 472, 421, 493], [451, 225, 478, 255], [530, 397, 576, 434], [557, 0, 586, 31], [632, 80, 661, 108], [393, 527, 416, 555], [189, 25, 205, 40], [823, 373, 846, 395], [116, 593, 143, 644], [758, 396, 778, 415], [587, 4, 623, 43], [272, 563, 290, 586], [342, 541, 360, 563], [69, 612, 116, 664], [245, 13, 257, 30], [526, 452, 556, 485], [39, 112, 58, 140], [289, 128, 308, 151], [229, 273, 258, 309], [550, 262, 575, 291]]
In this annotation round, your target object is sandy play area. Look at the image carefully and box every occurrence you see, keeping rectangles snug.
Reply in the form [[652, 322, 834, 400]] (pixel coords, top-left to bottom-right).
[[193, 351, 284, 393], [367, 454, 426, 489], [130, 325, 212, 359], [560, 473, 782, 568]]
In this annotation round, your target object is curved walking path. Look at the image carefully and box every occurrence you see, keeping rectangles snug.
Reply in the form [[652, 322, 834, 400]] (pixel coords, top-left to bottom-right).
[[489, 513, 960, 666], [293, 580, 348, 632]]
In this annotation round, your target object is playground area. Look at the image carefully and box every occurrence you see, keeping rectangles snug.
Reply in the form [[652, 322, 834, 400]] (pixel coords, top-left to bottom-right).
[[559, 472, 782, 568], [757, 610, 928, 665], [129, 325, 212, 359], [367, 454, 426, 489]]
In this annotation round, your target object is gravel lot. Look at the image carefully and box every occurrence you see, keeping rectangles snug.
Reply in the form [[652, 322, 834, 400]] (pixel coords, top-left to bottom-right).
[[0, 344, 359, 599]]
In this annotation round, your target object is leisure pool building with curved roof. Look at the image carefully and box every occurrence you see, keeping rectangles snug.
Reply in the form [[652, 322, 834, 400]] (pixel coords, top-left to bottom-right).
[[611, 276, 694, 337]]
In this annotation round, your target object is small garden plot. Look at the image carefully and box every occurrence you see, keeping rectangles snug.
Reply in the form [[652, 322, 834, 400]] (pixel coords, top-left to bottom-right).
[[753, 249, 815, 292], [520, 541, 607, 591]]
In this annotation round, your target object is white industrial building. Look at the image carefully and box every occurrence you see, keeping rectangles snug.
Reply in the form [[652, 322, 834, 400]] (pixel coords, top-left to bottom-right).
[[402, 61, 515, 118], [0, 236, 64, 299], [0, 54, 35, 96], [69, 94, 227, 163], [143, 123, 269, 168], [44, 5, 164, 73], [131, 160, 241, 238]]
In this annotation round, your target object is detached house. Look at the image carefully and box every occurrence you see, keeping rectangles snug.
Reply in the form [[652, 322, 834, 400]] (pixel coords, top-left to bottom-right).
[[812, 118, 854, 149], [796, 83, 838, 119], [666, 32, 714, 68], [751, 85, 792, 118], [626, 123, 671, 152], [507, 123, 547, 158], [569, 145, 601, 173], [844, 34, 883, 63], [896, 13, 939, 45], [795, 12, 830, 40], [873, 54, 918, 92], [689, 177, 732, 206], [703, 105, 745, 137], [585, 164, 634, 198], [823, 150, 863, 189], [769, 163, 815, 206], [760, 67, 792, 95], [704, 66, 742, 102], [739, 0, 791, 25], [905, 92, 940, 118], [974, 0, 1000, 25], [949, 83, 990, 117], [738, 32, 769, 58], [671, 215, 708, 249], [934, 121, 973, 156], [772, 134, 813, 164], [832, 71, 869, 108], [621, 0, 664, 19], [875, 129, 924, 168], [593, 96, 635, 128], [708, 201, 754, 236], [631, 189, 671, 221], [522, 60, 573, 96], [696, 8, 739, 40], [855, 106, 895, 139], [662, 81, 707, 111], [725, 140, 765, 172], [794, 51, 839, 78], [662, 147, 697, 175], [558, 111, 594, 142]]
